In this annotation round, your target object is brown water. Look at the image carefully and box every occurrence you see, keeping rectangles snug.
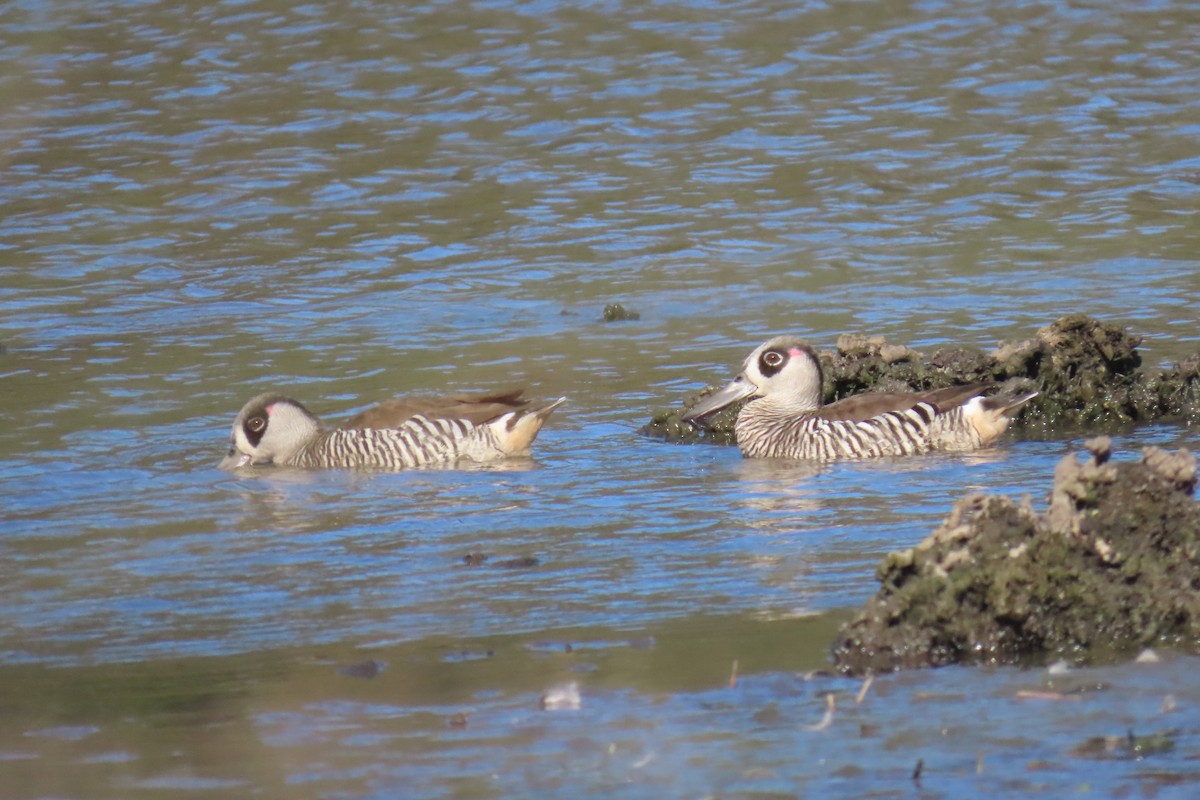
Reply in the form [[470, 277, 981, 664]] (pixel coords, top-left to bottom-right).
[[2, 0, 1199, 797]]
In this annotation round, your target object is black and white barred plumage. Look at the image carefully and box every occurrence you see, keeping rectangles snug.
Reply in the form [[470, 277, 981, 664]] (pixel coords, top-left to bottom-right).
[[220, 392, 564, 471], [736, 399, 983, 460], [684, 336, 1036, 461], [288, 417, 485, 469]]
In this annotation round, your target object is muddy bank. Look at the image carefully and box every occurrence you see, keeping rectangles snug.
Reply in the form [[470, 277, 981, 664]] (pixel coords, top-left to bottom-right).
[[832, 439, 1200, 675], [640, 314, 1200, 444]]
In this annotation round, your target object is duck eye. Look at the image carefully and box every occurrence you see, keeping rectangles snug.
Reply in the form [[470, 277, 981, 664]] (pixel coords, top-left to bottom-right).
[[247, 416, 266, 433], [763, 351, 785, 367]]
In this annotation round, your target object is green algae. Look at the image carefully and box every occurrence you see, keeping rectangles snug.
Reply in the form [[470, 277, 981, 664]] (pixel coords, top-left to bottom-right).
[[832, 439, 1200, 675], [602, 303, 641, 322]]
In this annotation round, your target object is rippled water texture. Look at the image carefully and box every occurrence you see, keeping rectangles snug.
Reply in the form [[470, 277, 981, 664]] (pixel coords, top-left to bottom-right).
[[2, 0, 1199, 797]]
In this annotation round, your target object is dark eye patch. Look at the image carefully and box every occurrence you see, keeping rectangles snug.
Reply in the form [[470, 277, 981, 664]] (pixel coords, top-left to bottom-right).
[[243, 414, 268, 446], [759, 349, 787, 376]]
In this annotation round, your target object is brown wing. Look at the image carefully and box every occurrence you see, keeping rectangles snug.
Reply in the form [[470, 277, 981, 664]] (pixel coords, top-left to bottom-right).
[[341, 389, 529, 429], [815, 382, 992, 422]]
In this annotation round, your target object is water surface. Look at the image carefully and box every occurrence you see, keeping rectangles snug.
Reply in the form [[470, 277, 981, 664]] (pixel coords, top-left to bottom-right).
[[2, 0, 1199, 796]]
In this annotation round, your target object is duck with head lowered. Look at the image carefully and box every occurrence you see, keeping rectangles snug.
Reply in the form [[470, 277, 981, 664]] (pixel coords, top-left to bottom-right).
[[683, 335, 1037, 461], [219, 389, 565, 471]]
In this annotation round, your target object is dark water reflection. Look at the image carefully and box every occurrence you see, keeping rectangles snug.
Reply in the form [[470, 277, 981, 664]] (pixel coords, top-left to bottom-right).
[[2, 0, 1200, 796]]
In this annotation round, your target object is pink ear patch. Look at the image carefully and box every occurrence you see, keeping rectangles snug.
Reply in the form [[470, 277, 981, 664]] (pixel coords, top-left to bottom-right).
[[266, 403, 276, 415], [788, 347, 806, 357]]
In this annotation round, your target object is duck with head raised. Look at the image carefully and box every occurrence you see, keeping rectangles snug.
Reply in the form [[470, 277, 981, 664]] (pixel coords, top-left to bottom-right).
[[219, 389, 565, 470], [683, 335, 1036, 460]]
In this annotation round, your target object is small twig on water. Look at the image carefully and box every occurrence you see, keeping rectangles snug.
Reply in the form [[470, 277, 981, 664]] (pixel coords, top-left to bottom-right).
[[855, 674, 874, 705], [912, 758, 924, 783], [728, 659, 739, 689], [804, 693, 836, 731], [1015, 689, 1080, 701]]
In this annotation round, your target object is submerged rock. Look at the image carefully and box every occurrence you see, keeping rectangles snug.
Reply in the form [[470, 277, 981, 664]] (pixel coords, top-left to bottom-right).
[[639, 314, 1200, 445], [831, 441, 1200, 675]]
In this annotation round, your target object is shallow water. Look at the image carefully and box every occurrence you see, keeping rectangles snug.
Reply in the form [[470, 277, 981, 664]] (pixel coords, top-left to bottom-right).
[[2, 0, 1200, 797]]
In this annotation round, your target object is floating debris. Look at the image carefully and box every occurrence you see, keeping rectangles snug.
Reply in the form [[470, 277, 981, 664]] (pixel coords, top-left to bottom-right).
[[602, 303, 641, 322], [855, 675, 873, 705], [1135, 649, 1161, 664], [803, 693, 835, 731], [1015, 690, 1082, 702], [540, 682, 581, 711]]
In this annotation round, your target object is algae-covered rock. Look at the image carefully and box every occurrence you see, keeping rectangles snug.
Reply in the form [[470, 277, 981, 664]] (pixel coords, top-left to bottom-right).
[[831, 442, 1200, 675], [639, 314, 1200, 444], [602, 303, 640, 322]]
